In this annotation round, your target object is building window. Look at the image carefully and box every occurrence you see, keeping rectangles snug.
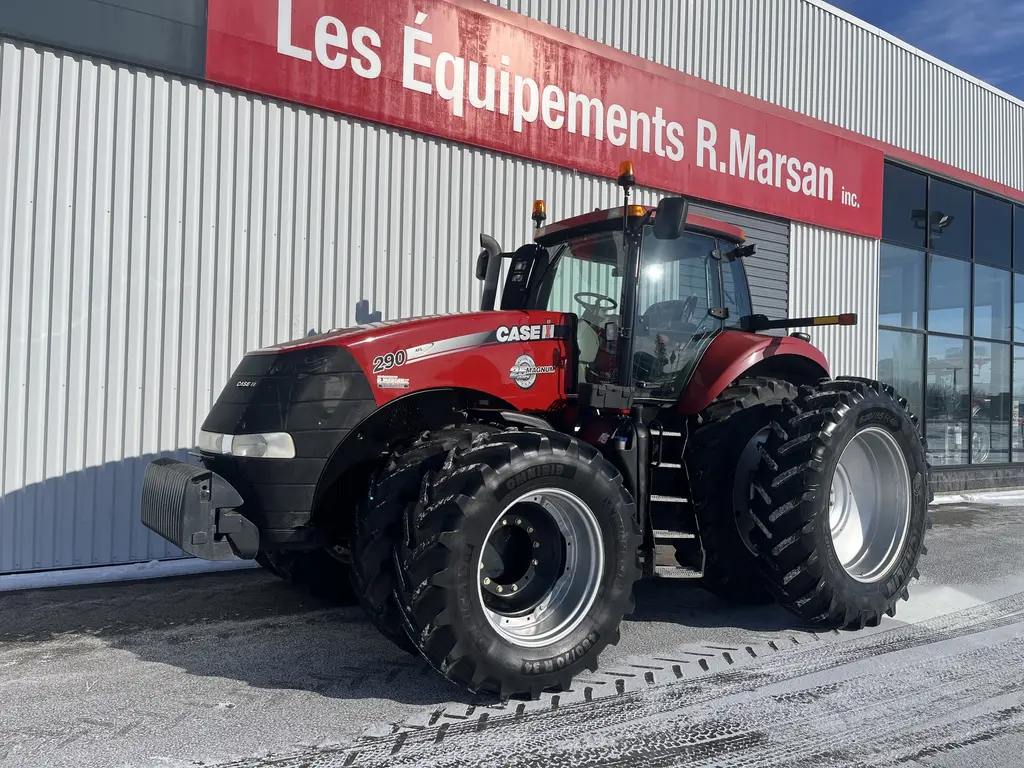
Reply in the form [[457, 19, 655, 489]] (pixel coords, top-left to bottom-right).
[[928, 178, 973, 259], [882, 164, 928, 248], [975, 193, 1012, 269], [1015, 206, 1024, 273], [927, 254, 970, 336], [879, 245, 924, 329], [925, 335, 969, 466], [1013, 346, 1024, 461], [974, 264, 1011, 341], [1016, 273, 1024, 344], [972, 341, 1011, 464], [879, 161, 1024, 467], [879, 329, 924, 419]]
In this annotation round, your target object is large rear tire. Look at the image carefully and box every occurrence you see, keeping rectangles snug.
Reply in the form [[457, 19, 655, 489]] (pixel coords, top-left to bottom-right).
[[350, 425, 501, 654], [393, 428, 642, 699], [749, 378, 930, 628], [683, 377, 798, 605]]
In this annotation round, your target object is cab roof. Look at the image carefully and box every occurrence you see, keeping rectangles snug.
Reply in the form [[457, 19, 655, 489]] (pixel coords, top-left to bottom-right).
[[534, 205, 747, 245]]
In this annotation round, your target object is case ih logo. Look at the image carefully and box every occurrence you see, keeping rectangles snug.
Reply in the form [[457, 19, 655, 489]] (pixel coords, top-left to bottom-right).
[[206, 0, 886, 238], [510, 355, 556, 389], [497, 324, 556, 343]]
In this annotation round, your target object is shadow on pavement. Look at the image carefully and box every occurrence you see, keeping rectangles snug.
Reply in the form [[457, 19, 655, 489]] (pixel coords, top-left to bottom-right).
[[627, 578, 809, 633], [0, 565, 806, 707]]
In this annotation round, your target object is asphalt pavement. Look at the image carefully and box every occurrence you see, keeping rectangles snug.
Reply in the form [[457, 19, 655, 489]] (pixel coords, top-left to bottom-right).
[[0, 500, 1022, 767]]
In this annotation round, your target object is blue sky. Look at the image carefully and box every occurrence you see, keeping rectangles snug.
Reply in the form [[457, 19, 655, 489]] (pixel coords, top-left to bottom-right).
[[828, 0, 1024, 99]]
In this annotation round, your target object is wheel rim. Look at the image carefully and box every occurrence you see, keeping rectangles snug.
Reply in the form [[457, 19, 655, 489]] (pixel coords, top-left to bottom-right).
[[477, 487, 605, 649], [828, 427, 911, 584]]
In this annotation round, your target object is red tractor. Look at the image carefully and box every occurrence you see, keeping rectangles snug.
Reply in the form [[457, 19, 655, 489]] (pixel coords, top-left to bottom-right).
[[142, 162, 929, 700]]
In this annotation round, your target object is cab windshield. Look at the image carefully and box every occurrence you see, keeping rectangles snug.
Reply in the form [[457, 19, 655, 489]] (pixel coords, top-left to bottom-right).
[[528, 224, 752, 398]]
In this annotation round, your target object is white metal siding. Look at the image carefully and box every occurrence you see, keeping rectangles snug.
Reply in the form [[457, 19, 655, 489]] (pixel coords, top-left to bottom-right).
[[789, 223, 879, 378], [490, 0, 1024, 193], [0, 38, 787, 573], [5, 0, 1024, 573]]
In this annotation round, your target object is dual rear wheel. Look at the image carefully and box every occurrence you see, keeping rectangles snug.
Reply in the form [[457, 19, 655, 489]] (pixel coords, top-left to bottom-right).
[[689, 376, 930, 627]]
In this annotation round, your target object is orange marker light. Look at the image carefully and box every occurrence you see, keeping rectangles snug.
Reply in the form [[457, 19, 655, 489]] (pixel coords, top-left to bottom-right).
[[626, 205, 647, 217], [532, 199, 547, 228], [617, 160, 636, 189]]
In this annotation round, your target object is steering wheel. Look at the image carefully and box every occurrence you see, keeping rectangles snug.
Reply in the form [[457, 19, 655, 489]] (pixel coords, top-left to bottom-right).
[[574, 292, 617, 316]]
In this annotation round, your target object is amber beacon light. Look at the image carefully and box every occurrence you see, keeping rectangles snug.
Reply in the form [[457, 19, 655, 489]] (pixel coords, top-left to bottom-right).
[[532, 199, 547, 228], [617, 161, 636, 189]]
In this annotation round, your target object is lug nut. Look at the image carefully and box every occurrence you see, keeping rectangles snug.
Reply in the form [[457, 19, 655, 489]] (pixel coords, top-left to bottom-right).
[[533, 541, 540, 548], [497, 586, 504, 593], [512, 584, 518, 592], [502, 519, 507, 526], [528, 527, 534, 533], [516, 518, 522, 525], [532, 559, 539, 566], [484, 577, 491, 585]]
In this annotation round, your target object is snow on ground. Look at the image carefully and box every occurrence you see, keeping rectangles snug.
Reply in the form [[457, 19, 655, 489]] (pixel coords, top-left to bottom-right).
[[0, 557, 257, 593], [0, 500, 1022, 767]]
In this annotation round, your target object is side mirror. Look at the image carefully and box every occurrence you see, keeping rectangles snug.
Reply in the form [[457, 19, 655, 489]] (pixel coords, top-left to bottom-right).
[[478, 233, 503, 311], [653, 196, 689, 240], [355, 299, 382, 325], [476, 233, 501, 281]]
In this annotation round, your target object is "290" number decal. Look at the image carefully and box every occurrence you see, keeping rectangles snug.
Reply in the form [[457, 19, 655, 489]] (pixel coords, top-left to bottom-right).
[[372, 350, 407, 374]]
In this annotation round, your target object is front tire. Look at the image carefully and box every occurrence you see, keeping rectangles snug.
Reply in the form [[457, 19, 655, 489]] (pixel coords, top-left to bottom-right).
[[749, 378, 930, 628], [350, 425, 501, 654], [394, 428, 642, 699]]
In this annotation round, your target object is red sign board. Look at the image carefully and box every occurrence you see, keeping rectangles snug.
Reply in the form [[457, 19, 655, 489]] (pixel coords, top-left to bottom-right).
[[207, 0, 885, 238]]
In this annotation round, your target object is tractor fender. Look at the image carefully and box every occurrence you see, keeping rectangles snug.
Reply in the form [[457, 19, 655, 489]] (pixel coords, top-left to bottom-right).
[[679, 330, 830, 415], [313, 387, 521, 509]]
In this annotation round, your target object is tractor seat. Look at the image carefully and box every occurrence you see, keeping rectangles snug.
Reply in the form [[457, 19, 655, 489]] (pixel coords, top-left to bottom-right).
[[642, 299, 698, 331]]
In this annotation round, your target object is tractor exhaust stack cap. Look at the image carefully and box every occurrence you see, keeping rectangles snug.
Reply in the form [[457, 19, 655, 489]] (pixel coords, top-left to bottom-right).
[[617, 160, 636, 190], [532, 199, 547, 228]]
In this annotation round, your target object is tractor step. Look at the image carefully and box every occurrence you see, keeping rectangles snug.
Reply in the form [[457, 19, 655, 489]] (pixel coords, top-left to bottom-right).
[[653, 529, 696, 540], [651, 461, 682, 469], [650, 494, 688, 503], [654, 565, 703, 579]]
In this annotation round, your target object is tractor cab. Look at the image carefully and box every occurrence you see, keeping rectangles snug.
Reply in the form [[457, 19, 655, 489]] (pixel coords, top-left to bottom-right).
[[476, 163, 757, 405], [530, 203, 753, 399]]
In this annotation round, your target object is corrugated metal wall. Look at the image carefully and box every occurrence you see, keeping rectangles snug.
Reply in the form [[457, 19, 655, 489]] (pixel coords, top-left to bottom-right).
[[789, 223, 880, 378], [4, 0, 1024, 573], [0, 37, 786, 573]]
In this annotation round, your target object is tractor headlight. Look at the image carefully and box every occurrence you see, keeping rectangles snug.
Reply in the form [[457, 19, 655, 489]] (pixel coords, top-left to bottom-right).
[[197, 430, 296, 459]]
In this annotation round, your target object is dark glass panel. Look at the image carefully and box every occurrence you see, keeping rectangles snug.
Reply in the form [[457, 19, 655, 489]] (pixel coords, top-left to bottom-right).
[[926, 335, 969, 466]]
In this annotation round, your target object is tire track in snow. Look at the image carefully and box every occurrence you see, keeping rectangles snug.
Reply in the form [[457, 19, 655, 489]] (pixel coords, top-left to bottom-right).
[[215, 591, 1024, 767]]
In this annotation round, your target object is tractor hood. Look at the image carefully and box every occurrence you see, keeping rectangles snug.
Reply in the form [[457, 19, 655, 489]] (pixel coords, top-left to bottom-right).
[[258, 313, 482, 354], [240, 309, 577, 410]]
